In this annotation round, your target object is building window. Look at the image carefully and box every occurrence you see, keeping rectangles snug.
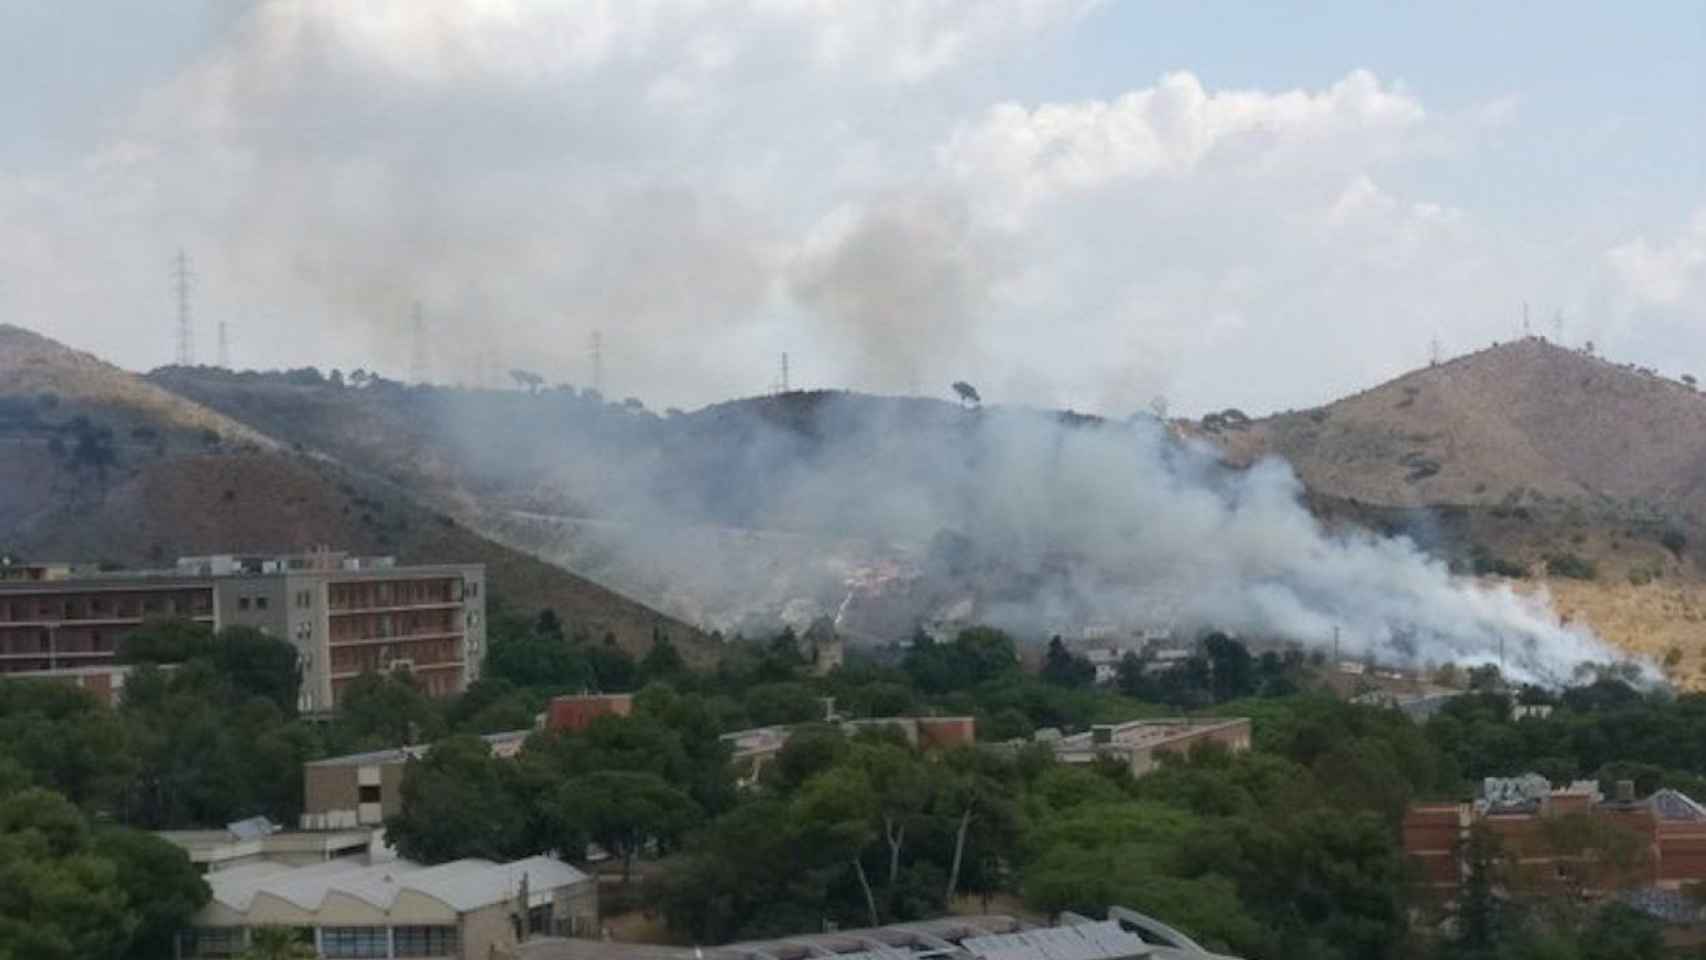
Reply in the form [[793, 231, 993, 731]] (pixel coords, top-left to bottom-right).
[[359, 784, 382, 804], [256, 596, 269, 611], [322, 926, 389, 959], [528, 904, 553, 935], [238, 597, 251, 611], [178, 926, 246, 958], [393, 926, 459, 957]]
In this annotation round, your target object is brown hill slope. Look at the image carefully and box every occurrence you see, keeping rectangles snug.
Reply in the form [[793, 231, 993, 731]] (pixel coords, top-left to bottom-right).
[[1211, 337, 1706, 517], [0, 327, 712, 664], [0, 324, 274, 448]]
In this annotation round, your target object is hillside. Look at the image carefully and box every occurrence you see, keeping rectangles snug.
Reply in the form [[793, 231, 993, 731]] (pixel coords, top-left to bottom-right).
[[0, 329, 714, 664], [0, 325, 274, 449], [1210, 337, 1706, 518]]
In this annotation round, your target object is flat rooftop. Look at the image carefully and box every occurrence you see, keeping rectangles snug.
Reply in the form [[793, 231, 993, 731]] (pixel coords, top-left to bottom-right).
[[306, 729, 531, 768]]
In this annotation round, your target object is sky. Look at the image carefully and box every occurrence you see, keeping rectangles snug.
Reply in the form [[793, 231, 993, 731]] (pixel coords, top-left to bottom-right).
[[1, 1, 1701, 417]]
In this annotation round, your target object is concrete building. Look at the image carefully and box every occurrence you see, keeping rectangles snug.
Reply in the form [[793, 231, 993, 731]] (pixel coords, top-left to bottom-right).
[[302, 730, 531, 830], [0, 571, 217, 702], [1042, 718, 1252, 778], [177, 853, 598, 959], [516, 907, 1242, 960], [1404, 775, 1706, 899], [722, 715, 978, 786], [185, 552, 487, 711], [0, 552, 486, 710], [159, 817, 377, 874], [544, 694, 634, 734]]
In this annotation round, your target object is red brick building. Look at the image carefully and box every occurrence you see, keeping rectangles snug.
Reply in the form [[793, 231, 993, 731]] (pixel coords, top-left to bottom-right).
[[545, 693, 635, 733], [1405, 777, 1706, 899]]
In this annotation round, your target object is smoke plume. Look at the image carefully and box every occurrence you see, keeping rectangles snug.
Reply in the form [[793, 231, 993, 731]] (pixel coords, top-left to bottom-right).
[[451, 391, 1631, 685]]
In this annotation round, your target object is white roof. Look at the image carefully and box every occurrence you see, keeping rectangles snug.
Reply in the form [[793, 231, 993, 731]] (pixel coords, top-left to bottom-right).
[[408, 855, 590, 912], [964, 921, 1151, 960], [208, 855, 589, 917]]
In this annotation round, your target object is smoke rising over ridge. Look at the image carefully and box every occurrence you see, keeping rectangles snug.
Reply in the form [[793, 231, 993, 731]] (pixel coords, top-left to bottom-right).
[[442, 391, 1628, 684]]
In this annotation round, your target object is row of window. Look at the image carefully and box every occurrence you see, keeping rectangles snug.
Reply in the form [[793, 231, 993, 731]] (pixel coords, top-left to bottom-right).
[[328, 578, 467, 610], [0, 591, 211, 622], [178, 925, 459, 958]]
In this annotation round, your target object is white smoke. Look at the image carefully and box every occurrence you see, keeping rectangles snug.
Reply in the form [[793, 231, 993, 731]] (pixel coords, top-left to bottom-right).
[[454, 392, 1636, 686]]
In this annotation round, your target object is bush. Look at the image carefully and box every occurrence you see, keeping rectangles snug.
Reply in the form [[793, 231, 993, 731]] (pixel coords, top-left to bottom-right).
[[1661, 528, 1687, 556], [1545, 552, 1598, 580]]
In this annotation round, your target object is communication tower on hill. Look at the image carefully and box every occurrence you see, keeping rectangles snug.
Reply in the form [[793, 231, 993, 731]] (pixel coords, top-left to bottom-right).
[[409, 302, 428, 385], [172, 249, 195, 366], [589, 330, 605, 396], [217, 319, 231, 369], [772, 352, 791, 394]]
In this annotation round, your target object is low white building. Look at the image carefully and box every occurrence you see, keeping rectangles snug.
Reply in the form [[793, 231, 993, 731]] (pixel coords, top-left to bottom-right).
[[177, 854, 597, 959]]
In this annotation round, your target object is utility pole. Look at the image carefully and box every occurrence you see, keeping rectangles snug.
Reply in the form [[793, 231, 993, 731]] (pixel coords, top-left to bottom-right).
[[409, 302, 428, 385], [217, 319, 231, 369], [589, 330, 604, 396], [172, 249, 194, 366]]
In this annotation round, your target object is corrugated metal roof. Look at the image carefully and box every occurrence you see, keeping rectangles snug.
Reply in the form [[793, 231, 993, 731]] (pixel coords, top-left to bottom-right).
[[407, 855, 590, 911], [963, 921, 1150, 960], [207, 855, 589, 917]]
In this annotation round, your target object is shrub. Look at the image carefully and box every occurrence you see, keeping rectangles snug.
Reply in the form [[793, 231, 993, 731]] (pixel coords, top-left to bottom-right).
[[1661, 528, 1688, 556], [1545, 552, 1598, 580]]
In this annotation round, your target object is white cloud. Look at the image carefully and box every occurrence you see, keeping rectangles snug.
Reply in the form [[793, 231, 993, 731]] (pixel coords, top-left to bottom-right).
[[1608, 209, 1706, 306], [937, 69, 1424, 214]]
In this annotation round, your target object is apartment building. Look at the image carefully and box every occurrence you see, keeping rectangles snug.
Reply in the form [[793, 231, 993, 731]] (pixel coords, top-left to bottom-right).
[[186, 553, 487, 711], [0, 552, 486, 710], [0, 567, 216, 702]]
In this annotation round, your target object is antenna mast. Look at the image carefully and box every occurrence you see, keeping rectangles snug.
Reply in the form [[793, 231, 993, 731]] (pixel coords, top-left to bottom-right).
[[1521, 300, 1530, 338], [772, 352, 791, 395], [589, 330, 604, 396], [409, 302, 428, 385], [1429, 336, 1442, 366], [172, 249, 194, 366], [217, 319, 230, 369]]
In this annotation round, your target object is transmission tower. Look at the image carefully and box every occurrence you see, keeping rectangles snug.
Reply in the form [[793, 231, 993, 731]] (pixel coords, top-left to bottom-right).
[[408, 302, 428, 385], [1553, 309, 1564, 344], [217, 320, 231, 369], [772, 352, 791, 394], [1429, 336, 1442, 366], [1521, 300, 1531, 338], [172, 250, 194, 366], [589, 330, 604, 396]]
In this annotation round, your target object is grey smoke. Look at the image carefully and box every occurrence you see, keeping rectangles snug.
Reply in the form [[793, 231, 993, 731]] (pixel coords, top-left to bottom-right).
[[451, 392, 1632, 685]]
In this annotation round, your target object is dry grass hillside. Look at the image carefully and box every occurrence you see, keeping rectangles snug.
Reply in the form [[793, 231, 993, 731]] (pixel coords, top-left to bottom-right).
[[1211, 337, 1706, 517], [0, 324, 274, 449], [1212, 340, 1706, 685]]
